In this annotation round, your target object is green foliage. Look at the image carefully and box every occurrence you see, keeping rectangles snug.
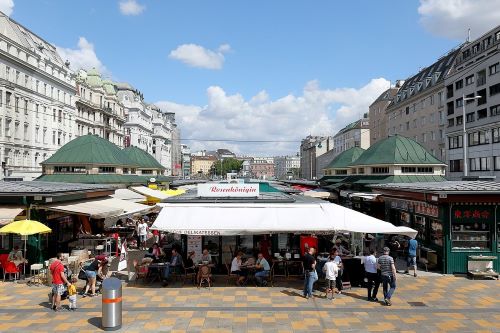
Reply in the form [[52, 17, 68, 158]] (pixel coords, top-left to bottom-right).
[[212, 158, 243, 177]]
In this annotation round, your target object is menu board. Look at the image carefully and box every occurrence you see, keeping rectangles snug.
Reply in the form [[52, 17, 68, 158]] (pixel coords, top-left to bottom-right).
[[187, 235, 202, 262]]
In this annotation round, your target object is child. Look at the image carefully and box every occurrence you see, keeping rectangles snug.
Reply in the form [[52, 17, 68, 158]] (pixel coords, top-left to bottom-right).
[[68, 277, 78, 311], [322, 252, 339, 300]]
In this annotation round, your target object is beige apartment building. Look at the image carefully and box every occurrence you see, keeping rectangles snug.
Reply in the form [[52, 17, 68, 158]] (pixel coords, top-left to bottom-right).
[[191, 155, 216, 175], [369, 86, 399, 146], [385, 49, 461, 162]]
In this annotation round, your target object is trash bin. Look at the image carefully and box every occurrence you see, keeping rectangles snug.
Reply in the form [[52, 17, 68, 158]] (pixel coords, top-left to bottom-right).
[[101, 277, 122, 331]]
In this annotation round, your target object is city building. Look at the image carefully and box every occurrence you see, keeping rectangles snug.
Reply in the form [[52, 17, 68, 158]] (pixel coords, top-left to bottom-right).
[[75, 69, 125, 148], [216, 148, 236, 159], [369, 85, 400, 145], [333, 116, 370, 155], [181, 144, 191, 179], [314, 136, 335, 180], [249, 157, 275, 179], [190, 155, 217, 176], [445, 25, 500, 180], [0, 12, 76, 180], [300, 135, 332, 180], [385, 49, 461, 163], [274, 155, 300, 179], [170, 119, 182, 176]]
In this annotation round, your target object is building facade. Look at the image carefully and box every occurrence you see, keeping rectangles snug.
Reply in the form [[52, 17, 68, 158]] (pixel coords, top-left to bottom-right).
[[190, 155, 216, 176], [445, 25, 500, 180], [333, 117, 370, 155], [250, 157, 275, 179], [300, 135, 332, 180], [385, 49, 460, 163], [369, 86, 399, 146], [0, 12, 76, 180], [274, 155, 300, 179], [181, 144, 191, 179]]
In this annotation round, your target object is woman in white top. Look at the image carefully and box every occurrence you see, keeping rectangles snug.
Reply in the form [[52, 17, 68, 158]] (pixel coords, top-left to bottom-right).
[[230, 251, 247, 286], [322, 252, 339, 299]]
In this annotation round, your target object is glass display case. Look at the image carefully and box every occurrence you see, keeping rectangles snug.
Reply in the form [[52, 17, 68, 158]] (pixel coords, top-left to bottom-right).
[[451, 222, 490, 251], [414, 215, 427, 242], [430, 219, 443, 247]]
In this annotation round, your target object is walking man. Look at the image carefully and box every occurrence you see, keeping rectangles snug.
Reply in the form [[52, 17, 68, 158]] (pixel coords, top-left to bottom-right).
[[49, 253, 71, 311], [303, 246, 318, 299], [406, 237, 418, 277], [364, 249, 380, 302], [378, 247, 397, 306]]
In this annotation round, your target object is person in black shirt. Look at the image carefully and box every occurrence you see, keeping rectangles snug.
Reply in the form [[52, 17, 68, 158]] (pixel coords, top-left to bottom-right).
[[303, 247, 318, 299]]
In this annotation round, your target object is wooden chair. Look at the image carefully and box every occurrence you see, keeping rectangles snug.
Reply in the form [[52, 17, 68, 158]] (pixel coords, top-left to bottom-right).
[[225, 263, 238, 285], [133, 259, 149, 284], [198, 265, 212, 289], [182, 263, 196, 285]]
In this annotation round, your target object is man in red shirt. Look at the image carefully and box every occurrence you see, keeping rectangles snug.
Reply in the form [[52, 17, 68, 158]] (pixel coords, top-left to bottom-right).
[[50, 253, 71, 311]]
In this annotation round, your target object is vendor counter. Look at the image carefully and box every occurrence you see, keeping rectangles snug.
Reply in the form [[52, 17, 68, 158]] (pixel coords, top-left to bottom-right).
[[317, 255, 365, 287]]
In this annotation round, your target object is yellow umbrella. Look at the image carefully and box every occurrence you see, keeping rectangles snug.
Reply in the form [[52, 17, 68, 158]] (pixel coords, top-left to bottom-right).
[[0, 219, 52, 236], [0, 220, 51, 278], [160, 189, 186, 197]]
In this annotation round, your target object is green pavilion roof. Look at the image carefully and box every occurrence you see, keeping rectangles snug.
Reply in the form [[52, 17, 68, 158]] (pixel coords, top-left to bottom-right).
[[122, 146, 165, 170], [325, 147, 365, 169], [42, 134, 138, 167], [36, 174, 174, 185], [350, 135, 445, 167]]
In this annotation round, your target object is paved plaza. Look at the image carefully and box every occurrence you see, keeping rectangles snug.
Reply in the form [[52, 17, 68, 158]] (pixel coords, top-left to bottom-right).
[[0, 273, 498, 333]]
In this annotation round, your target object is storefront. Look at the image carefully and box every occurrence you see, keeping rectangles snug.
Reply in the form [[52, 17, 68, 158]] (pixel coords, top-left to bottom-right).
[[373, 181, 500, 274]]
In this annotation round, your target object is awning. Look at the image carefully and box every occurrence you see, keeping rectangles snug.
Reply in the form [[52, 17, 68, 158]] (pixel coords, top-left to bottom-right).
[[130, 186, 170, 200], [324, 178, 347, 184], [152, 201, 417, 238], [0, 206, 25, 226], [111, 189, 146, 202], [349, 192, 382, 201], [36, 197, 154, 219], [303, 190, 331, 199]]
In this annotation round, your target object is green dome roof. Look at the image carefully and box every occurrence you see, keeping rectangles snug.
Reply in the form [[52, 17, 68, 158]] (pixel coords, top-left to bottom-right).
[[122, 146, 165, 170], [350, 135, 445, 166], [42, 134, 138, 167], [325, 147, 365, 169], [85, 68, 102, 87], [102, 79, 116, 95]]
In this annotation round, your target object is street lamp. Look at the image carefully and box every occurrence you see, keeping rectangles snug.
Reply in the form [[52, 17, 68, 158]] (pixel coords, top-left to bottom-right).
[[462, 94, 482, 177]]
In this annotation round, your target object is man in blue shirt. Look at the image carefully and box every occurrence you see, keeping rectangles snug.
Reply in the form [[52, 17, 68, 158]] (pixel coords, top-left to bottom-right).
[[364, 249, 380, 302], [254, 252, 271, 286], [406, 237, 418, 277]]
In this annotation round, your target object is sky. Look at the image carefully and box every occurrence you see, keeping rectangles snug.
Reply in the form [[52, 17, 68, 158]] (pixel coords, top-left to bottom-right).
[[3, 0, 500, 156]]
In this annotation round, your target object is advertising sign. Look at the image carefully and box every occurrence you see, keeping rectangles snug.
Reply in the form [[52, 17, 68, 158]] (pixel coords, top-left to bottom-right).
[[197, 183, 260, 197]]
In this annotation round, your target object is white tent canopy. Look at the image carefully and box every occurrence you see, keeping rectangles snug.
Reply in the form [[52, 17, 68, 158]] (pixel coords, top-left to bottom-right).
[[152, 202, 417, 238], [111, 189, 146, 202], [130, 186, 170, 200]]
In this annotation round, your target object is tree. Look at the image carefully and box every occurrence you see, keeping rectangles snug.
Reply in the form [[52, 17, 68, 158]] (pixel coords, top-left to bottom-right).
[[213, 158, 243, 178]]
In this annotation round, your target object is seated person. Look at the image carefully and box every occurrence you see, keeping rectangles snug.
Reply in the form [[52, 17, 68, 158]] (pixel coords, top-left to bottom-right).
[[162, 248, 183, 286], [8, 245, 27, 267], [185, 251, 196, 272], [145, 243, 164, 262], [200, 249, 212, 264], [231, 251, 247, 286], [254, 252, 271, 286]]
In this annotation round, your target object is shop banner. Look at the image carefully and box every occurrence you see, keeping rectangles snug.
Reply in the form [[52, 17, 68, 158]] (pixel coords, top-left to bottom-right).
[[451, 205, 494, 223], [118, 240, 128, 271], [187, 235, 203, 262], [197, 184, 259, 197]]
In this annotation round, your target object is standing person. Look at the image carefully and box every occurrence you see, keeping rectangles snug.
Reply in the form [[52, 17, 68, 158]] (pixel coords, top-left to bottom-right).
[[388, 236, 401, 262], [303, 247, 318, 299], [152, 229, 160, 245], [82, 257, 100, 297], [49, 253, 71, 311], [137, 218, 149, 251], [332, 248, 343, 294], [364, 249, 380, 302], [322, 252, 339, 300], [378, 247, 397, 306], [254, 252, 271, 286], [67, 276, 78, 311], [405, 237, 418, 277]]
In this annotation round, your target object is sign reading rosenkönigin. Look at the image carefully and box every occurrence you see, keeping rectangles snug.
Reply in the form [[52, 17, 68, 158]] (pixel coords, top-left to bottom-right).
[[197, 183, 260, 197]]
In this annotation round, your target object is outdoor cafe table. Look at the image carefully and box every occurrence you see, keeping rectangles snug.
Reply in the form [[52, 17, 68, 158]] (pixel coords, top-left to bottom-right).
[[147, 262, 170, 283]]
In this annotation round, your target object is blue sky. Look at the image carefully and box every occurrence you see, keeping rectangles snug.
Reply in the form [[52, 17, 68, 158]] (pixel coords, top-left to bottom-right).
[[5, 0, 500, 155]]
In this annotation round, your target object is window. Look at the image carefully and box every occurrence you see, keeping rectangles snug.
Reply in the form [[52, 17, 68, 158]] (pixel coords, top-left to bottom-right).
[[35, 127, 39, 143], [402, 167, 416, 173], [478, 89, 487, 105], [422, 133, 427, 142], [456, 98, 463, 108], [477, 70, 486, 86], [431, 131, 436, 140], [52, 131, 56, 145], [468, 131, 487, 146], [446, 84, 454, 99], [447, 101, 454, 115], [99, 166, 115, 173], [43, 128, 47, 144], [335, 170, 347, 175], [492, 128, 500, 143], [54, 166, 87, 173], [465, 93, 475, 104], [466, 112, 475, 123], [15, 97, 19, 112], [430, 113, 435, 123], [421, 116, 426, 125], [495, 156, 500, 170], [456, 115, 463, 125], [371, 167, 389, 174], [417, 167, 433, 173], [490, 63, 499, 75], [5, 119, 11, 136], [5, 66, 10, 80], [438, 92, 444, 108], [142, 170, 153, 175], [23, 123, 28, 140], [15, 70, 19, 83], [449, 159, 463, 172], [448, 118, 455, 127], [465, 75, 475, 86], [440, 129, 444, 139], [455, 80, 463, 90], [477, 108, 487, 119], [405, 121, 410, 130], [430, 94, 434, 105], [449, 136, 463, 149], [14, 121, 19, 138], [490, 83, 500, 96], [491, 104, 500, 116], [497, 31, 500, 41], [469, 157, 490, 171]]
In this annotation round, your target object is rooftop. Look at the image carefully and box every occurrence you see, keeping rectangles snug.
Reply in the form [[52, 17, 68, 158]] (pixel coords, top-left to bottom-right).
[[0, 181, 112, 196], [324, 147, 365, 169], [372, 181, 500, 194], [122, 146, 165, 170]]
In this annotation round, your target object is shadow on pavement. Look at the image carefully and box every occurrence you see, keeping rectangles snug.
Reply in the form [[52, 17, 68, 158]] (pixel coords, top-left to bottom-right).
[[87, 317, 101, 330]]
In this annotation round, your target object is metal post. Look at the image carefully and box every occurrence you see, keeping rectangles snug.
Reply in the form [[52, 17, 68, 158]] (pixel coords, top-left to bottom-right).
[[462, 94, 468, 177]]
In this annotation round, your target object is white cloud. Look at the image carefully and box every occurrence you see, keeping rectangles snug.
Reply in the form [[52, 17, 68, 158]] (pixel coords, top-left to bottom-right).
[[418, 0, 500, 39], [156, 78, 390, 156], [56, 37, 108, 74], [169, 43, 231, 70], [119, 0, 145, 16], [0, 0, 14, 16]]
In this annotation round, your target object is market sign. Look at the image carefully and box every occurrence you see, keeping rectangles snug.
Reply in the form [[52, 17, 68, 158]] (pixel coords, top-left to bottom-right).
[[414, 202, 439, 218], [451, 205, 494, 223], [197, 183, 260, 197]]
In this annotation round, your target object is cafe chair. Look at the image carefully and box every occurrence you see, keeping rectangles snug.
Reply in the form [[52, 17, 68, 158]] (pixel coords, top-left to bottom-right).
[[225, 263, 238, 286], [133, 259, 149, 284], [198, 265, 212, 290], [0, 255, 19, 282], [182, 263, 196, 286]]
